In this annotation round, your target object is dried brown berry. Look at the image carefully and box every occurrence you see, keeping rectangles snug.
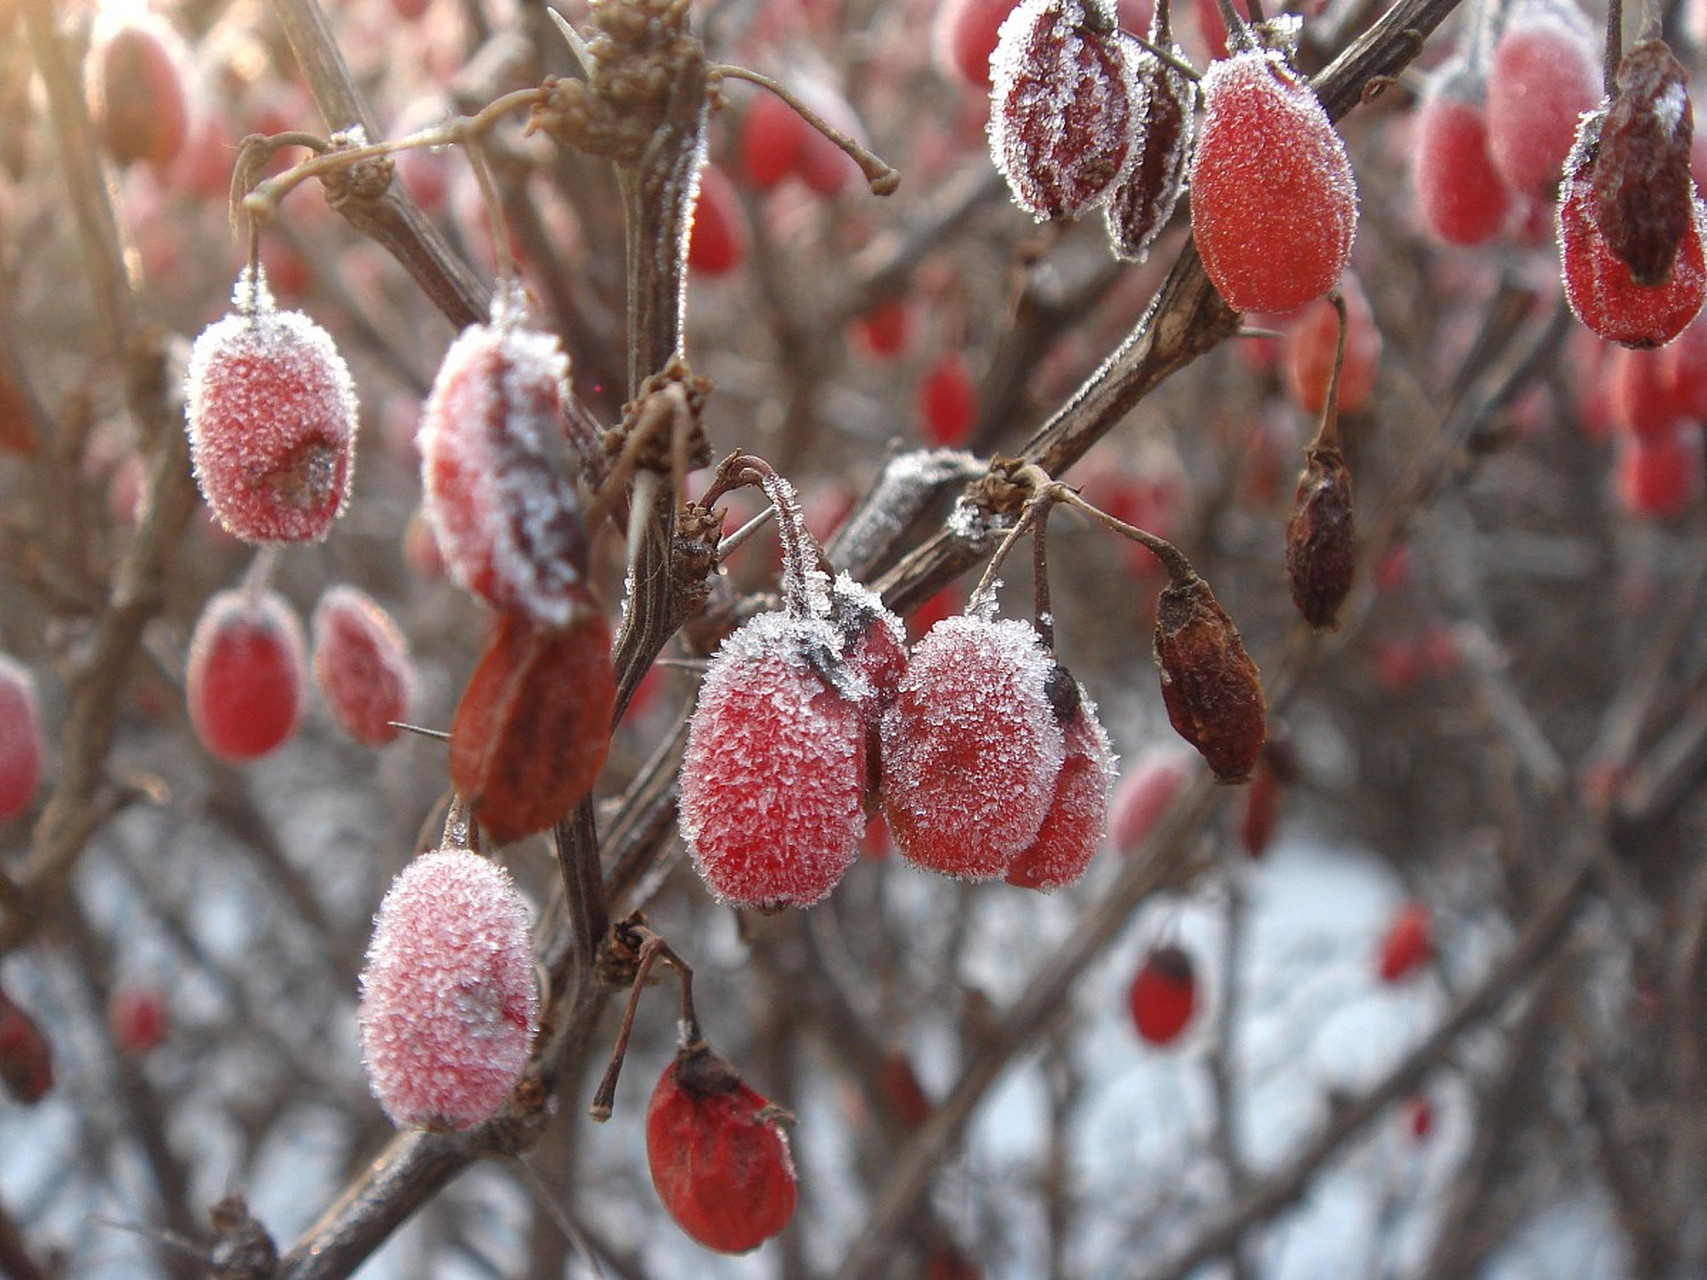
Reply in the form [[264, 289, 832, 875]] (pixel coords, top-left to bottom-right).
[[1284, 445, 1355, 631], [1594, 41, 1695, 288], [1152, 573, 1266, 782], [1103, 22, 1195, 261]]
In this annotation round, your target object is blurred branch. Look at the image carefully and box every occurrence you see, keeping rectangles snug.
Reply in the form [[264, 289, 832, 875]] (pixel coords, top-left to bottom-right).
[[0, 1195, 49, 1280]]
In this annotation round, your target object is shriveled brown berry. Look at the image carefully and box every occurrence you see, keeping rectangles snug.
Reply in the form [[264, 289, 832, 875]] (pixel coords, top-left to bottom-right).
[[1152, 573, 1266, 782], [1594, 41, 1695, 287], [1103, 23, 1195, 261], [1285, 445, 1355, 631]]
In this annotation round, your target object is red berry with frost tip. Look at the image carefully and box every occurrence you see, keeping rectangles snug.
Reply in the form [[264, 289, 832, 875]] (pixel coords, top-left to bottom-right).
[[358, 847, 538, 1130], [1616, 426, 1703, 520], [1109, 750, 1191, 856], [311, 585, 415, 748], [679, 612, 868, 910], [989, 0, 1141, 222], [0, 655, 43, 822], [1128, 943, 1196, 1046], [935, 0, 1021, 88], [1283, 270, 1380, 416], [647, 1038, 797, 1254], [1410, 61, 1513, 247], [919, 351, 978, 447], [186, 587, 307, 763], [1190, 47, 1358, 314], [0, 986, 52, 1104], [687, 163, 748, 276], [1376, 900, 1433, 984], [108, 987, 168, 1056], [881, 615, 1067, 881], [419, 289, 591, 626], [1559, 111, 1707, 350], [185, 270, 358, 543], [1485, 0, 1600, 200], [87, 15, 189, 170], [1004, 679, 1115, 891]]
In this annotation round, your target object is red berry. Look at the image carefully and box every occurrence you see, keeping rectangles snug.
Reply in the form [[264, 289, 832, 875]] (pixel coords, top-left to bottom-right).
[[1376, 900, 1433, 984], [1109, 750, 1192, 856], [1239, 756, 1281, 858], [1190, 47, 1358, 314], [1558, 113, 1707, 349], [679, 612, 869, 909], [877, 1050, 933, 1129], [1409, 61, 1513, 246], [0, 985, 52, 1104], [792, 80, 864, 198], [1004, 682, 1115, 891], [852, 297, 913, 360], [881, 616, 1067, 880], [740, 92, 809, 191], [988, 0, 1140, 221], [358, 847, 538, 1130], [1282, 270, 1381, 416], [1664, 309, 1707, 419], [311, 585, 415, 748], [1191, 0, 1249, 61], [935, 0, 1021, 88], [687, 163, 749, 275], [108, 987, 169, 1056], [1485, 0, 1600, 199], [186, 587, 307, 763], [86, 16, 189, 169], [185, 271, 358, 543], [0, 654, 43, 822], [1615, 425, 1703, 520], [1128, 943, 1196, 1046], [1404, 1093, 1434, 1142], [419, 293, 591, 625], [919, 351, 978, 447], [1607, 346, 1686, 441], [647, 1041, 798, 1254]]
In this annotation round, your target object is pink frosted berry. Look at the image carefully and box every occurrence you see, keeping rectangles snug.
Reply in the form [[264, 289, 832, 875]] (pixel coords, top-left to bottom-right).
[[1109, 749, 1192, 856], [311, 585, 415, 747], [419, 290, 590, 626], [185, 270, 358, 543], [989, 0, 1142, 221], [1409, 61, 1513, 246], [186, 587, 307, 763], [1485, 0, 1602, 200], [679, 611, 869, 910], [1004, 679, 1115, 891], [0, 655, 43, 822], [881, 615, 1067, 880], [358, 847, 538, 1130]]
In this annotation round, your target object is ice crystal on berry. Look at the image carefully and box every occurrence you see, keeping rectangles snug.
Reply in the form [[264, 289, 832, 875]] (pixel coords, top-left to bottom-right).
[[358, 847, 538, 1130], [989, 0, 1143, 221], [419, 289, 591, 626], [185, 270, 358, 543], [186, 587, 307, 763], [311, 585, 414, 747]]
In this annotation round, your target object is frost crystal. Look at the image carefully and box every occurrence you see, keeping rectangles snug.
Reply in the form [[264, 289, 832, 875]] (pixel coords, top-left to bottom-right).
[[1104, 28, 1196, 262], [1004, 681, 1115, 891], [358, 848, 538, 1131]]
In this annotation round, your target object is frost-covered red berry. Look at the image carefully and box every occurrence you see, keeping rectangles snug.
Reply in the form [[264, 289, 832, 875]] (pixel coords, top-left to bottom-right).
[[1004, 679, 1115, 891], [0, 654, 43, 822], [989, 0, 1142, 221], [881, 615, 1067, 880], [311, 585, 414, 747], [419, 289, 590, 626], [358, 847, 538, 1130], [1128, 943, 1196, 1046], [186, 587, 307, 763], [1485, 0, 1601, 200], [86, 14, 189, 170], [1190, 46, 1357, 313], [185, 271, 358, 543], [1409, 60, 1513, 246], [1376, 900, 1433, 984], [1103, 18, 1196, 262], [647, 1038, 797, 1254]]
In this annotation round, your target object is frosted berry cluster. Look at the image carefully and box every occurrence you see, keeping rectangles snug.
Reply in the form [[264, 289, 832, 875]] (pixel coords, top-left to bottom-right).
[[358, 847, 538, 1130], [185, 270, 358, 543]]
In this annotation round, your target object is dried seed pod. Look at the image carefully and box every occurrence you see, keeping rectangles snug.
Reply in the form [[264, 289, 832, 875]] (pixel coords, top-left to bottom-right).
[[1285, 445, 1355, 631], [449, 607, 615, 845], [1594, 40, 1695, 287], [1104, 22, 1196, 261], [1152, 572, 1265, 782], [988, 0, 1142, 221]]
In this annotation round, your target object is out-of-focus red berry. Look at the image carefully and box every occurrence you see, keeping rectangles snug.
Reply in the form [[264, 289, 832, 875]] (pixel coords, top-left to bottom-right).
[[0, 986, 52, 1104], [87, 16, 189, 170], [1376, 900, 1434, 984], [1608, 346, 1686, 441], [186, 587, 307, 763], [1128, 943, 1196, 1046], [1485, 0, 1601, 199], [1282, 270, 1381, 416], [687, 163, 749, 275], [934, 0, 1020, 89], [852, 297, 913, 360], [1410, 63, 1513, 246], [0, 654, 43, 822], [108, 987, 169, 1056], [739, 92, 809, 191], [919, 351, 978, 447], [1109, 750, 1192, 856], [1615, 425, 1704, 520]]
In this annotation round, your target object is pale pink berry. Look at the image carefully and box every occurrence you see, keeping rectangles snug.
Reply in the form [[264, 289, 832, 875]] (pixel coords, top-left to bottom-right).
[[0, 655, 44, 822], [418, 290, 590, 626], [1485, 0, 1601, 199], [186, 587, 307, 763], [1108, 749, 1192, 856], [185, 270, 358, 543], [1409, 60, 1513, 246], [311, 585, 414, 747], [358, 847, 538, 1130], [1004, 681, 1115, 891]]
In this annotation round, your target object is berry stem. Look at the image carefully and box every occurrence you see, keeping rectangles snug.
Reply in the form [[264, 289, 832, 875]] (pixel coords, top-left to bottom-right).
[[588, 925, 695, 1121], [701, 452, 830, 617], [465, 140, 516, 285], [1032, 499, 1056, 652], [1306, 289, 1348, 454], [238, 545, 281, 604], [965, 464, 1058, 616], [1050, 485, 1200, 587], [1604, 0, 1622, 95], [441, 794, 480, 855], [1127, 32, 1202, 83], [710, 64, 901, 196]]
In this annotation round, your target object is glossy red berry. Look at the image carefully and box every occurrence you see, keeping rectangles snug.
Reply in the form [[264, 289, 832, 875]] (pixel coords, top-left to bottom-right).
[[647, 1040, 798, 1254], [185, 271, 358, 543], [1190, 47, 1357, 313], [1376, 900, 1433, 984], [1004, 681, 1116, 891], [358, 847, 538, 1130], [1128, 943, 1196, 1046], [1409, 61, 1513, 246], [1109, 750, 1192, 856], [919, 351, 978, 447], [687, 163, 749, 275], [988, 0, 1141, 221], [186, 587, 307, 763], [108, 987, 169, 1056], [1485, 0, 1600, 199], [311, 585, 415, 748], [0, 654, 43, 822], [0, 985, 52, 1104], [419, 292, 591, 626], [87, 15, 189, 170], [881, 615, 1066, 881]]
